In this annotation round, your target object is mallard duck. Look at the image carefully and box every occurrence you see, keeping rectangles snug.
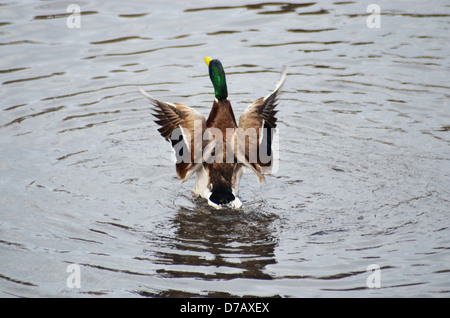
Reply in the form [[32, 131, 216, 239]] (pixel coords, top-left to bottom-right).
[[139, 57, 286, 209]]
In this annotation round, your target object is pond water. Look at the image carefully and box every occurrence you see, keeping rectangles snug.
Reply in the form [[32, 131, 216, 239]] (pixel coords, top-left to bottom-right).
[[0, 0, 449, 297]]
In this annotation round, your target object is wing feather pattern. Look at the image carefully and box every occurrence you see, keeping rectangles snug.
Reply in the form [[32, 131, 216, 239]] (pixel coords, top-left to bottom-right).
[[139, 87, 206, 181], [235, 67, 287, 181]]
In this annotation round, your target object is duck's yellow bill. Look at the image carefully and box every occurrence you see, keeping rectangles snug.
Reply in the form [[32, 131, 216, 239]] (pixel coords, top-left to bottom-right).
[[204, 56, 212, 66]]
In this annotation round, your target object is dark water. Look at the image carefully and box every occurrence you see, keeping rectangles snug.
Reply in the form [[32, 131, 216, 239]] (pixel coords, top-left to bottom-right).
[[1, 0, 449, 297]]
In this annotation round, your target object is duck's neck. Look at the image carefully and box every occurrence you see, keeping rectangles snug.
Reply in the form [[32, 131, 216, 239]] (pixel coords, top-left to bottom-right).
[[206, 99, 237, 131], [206, 59, 235, 130]]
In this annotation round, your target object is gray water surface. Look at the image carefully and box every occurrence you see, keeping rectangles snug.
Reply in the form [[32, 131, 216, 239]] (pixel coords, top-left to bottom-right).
[[1, 0, 449, 297]]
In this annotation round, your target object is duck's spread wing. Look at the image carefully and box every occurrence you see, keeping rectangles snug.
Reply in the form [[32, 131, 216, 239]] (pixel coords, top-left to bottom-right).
[[235, 67, 287, 181], [139, 88, 206, 181]]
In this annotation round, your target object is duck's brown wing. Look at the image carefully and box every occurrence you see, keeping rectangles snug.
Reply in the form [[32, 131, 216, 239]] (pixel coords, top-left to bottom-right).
[[235, 67, 287, 181], [139, 88, 206, 181]]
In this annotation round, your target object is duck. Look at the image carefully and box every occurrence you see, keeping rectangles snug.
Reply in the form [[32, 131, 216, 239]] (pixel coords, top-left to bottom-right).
[[139, 57, 286, 209]]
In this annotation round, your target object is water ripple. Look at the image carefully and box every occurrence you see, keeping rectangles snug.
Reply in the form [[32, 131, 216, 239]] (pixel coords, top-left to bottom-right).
[[0, 0, 449, 298]]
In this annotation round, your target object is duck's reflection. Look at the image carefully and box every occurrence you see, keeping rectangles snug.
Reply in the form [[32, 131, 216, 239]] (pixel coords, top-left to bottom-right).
[[155, 203, 278, 280]]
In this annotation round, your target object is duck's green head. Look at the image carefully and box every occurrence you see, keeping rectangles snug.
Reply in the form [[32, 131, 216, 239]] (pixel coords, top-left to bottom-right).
[[204, 56, 228, 101]]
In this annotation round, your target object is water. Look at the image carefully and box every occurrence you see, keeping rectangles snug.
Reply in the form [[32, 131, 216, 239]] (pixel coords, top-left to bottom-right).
[[1, 0, 449, 297]]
